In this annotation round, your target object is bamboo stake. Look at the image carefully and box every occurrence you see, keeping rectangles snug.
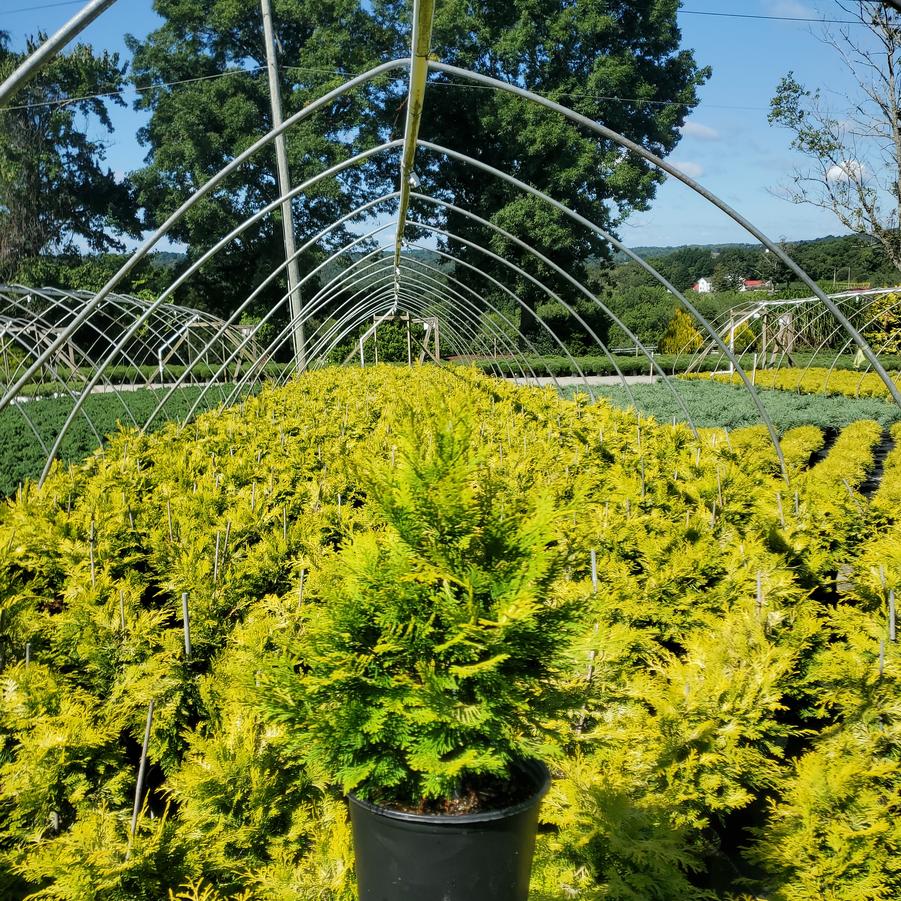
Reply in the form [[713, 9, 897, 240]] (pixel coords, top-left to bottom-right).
[[25, 642, 30, 668], [879, 639, 886, 677], [756, 572, 763, 618], [841, 478, 864, 514], [181, 592, 192, 660], [129, 700, 155, 850], [89, 517, 96, 587], [776, 492, 785, 527], [890, 589, 896, 643], [282, 507, 288, 543], [223, 521, 231, 564], [213, 531, 221, 584], [297, 568, 306, 609], [166, 499, 174, 542]]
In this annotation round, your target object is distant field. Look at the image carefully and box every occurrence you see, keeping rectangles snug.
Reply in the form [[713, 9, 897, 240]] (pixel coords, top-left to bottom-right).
[[0, 386, 251, 496], [565, 379, 901, 432]]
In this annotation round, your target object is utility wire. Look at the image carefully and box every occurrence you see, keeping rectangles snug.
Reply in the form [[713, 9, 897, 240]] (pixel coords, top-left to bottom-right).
[[2, 1, 870, 25], [428, 79, 770, 111], [0, 62, 357, 111], [3, 60, 774, 114], [680, 7, 862, 25], [5, 1, 85, 13]]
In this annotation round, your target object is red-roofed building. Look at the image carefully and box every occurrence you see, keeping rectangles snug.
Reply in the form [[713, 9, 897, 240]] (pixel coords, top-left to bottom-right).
[[740, 278, 772, 292]]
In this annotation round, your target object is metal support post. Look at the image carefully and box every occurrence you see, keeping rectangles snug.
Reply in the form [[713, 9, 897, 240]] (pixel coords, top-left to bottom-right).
[[260, 0, 305, 371], [0, 0, 119, 108], [392, 0, 436, 304]]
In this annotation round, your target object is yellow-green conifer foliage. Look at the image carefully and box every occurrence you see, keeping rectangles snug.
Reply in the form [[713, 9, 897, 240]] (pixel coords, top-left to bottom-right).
[[659, 308, 704, 353], [0, 365, 897, 899]]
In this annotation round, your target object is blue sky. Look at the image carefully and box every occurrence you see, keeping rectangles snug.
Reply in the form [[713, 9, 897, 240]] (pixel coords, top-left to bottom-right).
[[2, 0, 874, 249]]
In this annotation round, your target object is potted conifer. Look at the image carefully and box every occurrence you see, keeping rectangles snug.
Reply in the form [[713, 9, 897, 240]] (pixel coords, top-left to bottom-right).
[[266, 404, 584, 900]]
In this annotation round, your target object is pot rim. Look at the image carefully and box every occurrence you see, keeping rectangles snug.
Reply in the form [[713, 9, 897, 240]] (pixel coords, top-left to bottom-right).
[[347, 758, 551, 825]]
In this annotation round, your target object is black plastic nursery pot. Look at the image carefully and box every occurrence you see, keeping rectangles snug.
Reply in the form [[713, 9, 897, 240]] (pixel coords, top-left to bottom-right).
[[347, 760, 551, 901]]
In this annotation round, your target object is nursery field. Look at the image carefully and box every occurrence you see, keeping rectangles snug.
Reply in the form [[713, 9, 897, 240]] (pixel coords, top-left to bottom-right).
[[0, 387, 252, 497], [585, 378, 901, 431], [686, 365, 901, 400], [4, 376, 899, 499], [1, 364, 900, 900]]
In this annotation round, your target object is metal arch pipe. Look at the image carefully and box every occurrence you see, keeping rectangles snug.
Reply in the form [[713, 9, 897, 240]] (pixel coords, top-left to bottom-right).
[[393, 0, 436, 302], [0, 0, 119, 107], [351, 280, 517, 375], [289, 254, 541, 385], [2, 285, 150, 401], [227, 246, 533, 392], [410, 149, 732, 440], [235, 277, 495, 397], [304, 283, 483, 374], [401, 218, 647, 413], [414, 146, 723, 394], [142, 192, 403, 428], [342, 263, 532, 381], [392, 257, 552, 387], [255, 260, 519, 384], [282, 240, 579, 395], [35, 143, 409, 481], [397, 241, 595, 399], [392, 258, 558, 388], [174, 226, 397, 426], [260, 232, 558, 391], [0, 288, 129, 446], [320, 288, 490, 373], [428, 60, 901, 413], [2, 59, 412, 409]]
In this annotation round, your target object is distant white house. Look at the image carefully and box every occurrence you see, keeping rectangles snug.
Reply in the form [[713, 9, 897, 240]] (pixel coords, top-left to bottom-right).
[[690, 277, 713, 293]]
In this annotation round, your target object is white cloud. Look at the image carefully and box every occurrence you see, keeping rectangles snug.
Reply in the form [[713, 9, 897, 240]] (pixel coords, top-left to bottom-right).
[[826, 160, 864, 183], [765, 0, 817, 18], [670, 160, 705, 179], [679, 121, 720, 141]]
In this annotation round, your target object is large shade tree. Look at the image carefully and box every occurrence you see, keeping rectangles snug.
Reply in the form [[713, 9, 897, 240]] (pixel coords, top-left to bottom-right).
[[129, 0, 708, 351], [0, 33, 139, 282], [377, 0, 710, 350], [127, 0, 388, 323]]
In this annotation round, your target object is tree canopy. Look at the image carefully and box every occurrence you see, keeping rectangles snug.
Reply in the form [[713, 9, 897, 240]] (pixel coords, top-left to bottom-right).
[[0, 33, 139, 281], [124, 0, 709, 343], [769, 2, 901, 273]]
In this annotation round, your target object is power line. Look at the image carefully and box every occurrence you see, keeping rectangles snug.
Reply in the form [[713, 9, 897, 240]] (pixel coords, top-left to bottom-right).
[[680, 7, 862, 25], [0, 62, 354, 111], [3, 61, 775, 115], [5, 1, 85, 14], [429, 79, 770, 112]]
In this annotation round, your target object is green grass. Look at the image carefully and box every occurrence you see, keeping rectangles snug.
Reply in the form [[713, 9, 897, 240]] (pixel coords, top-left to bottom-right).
[[567, 379, 901, 432], [0, 385, 253, 496]]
